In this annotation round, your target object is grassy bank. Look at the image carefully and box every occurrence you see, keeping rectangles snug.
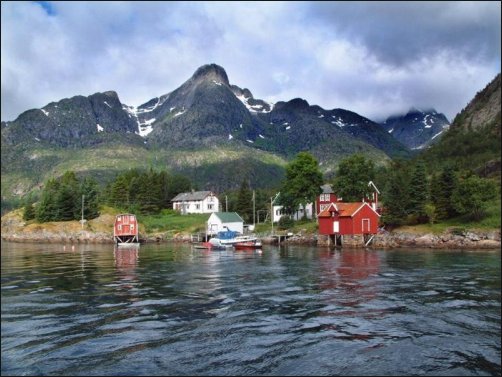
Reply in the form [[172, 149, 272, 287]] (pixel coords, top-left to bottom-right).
[[137, 210, 209, 237], [2, 200, 499, 241], [396, 198, 500, 235]]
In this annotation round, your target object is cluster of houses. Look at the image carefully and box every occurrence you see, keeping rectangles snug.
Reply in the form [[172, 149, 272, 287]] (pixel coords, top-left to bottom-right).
[[171, 182, 381, 239]]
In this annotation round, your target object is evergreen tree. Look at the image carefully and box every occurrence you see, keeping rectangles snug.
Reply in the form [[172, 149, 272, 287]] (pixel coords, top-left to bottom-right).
[[431, 167, 458, 220], [56, 171, 80, 220], [108, 175, 131, 209], [22, 194, 36, 221], [451, 174, 498, 220], [407, 160, 428, 221], [236, 179, 253, 223], [80, 177, 100, 220], [167, 173, 192, 202], [36, 178, 60, 222], [381, 165, 410, 226], [332, 154, 376, 202]]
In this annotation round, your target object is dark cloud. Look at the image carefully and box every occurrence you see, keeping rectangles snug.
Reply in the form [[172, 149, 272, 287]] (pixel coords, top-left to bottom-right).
[[1, 1, 500, 123], [305, 1, 501, 67]]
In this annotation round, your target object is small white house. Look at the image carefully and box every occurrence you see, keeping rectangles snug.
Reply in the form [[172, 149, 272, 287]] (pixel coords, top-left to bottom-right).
[[172, 191, 219, 214], [207, 212, 244, 235], [272, 203, 314, 223]]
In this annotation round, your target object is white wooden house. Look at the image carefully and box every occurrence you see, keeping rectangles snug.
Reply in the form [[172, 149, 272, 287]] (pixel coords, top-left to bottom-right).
[[171, 191, 219, 214], [272, 203, 314, 223], [207, 212, 244, 235]]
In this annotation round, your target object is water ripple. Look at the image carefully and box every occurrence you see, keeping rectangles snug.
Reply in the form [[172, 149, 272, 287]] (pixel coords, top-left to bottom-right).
[[1, 243, 500, 376]]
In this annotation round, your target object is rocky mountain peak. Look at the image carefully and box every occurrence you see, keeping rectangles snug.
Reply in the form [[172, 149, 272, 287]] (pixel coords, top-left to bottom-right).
[[275, 98, 310, 112], [102, 90, 120, 99], [190, 63, 229, 86], [451, 73, 501, 132]]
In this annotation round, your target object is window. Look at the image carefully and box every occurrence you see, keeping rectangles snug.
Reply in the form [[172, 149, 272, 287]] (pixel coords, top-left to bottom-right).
[[196, 204, 200, 209], [208, 204, 213, 210], [118, 225, 122, 231], [130, 215, 135, 222], [131, 224, 134, 230]]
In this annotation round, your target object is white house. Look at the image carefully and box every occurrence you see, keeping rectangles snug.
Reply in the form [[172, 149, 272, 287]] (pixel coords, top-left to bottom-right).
[[171, 190, 219, 214], [207, 212, 244, 235], [272, 203, 314, 223]]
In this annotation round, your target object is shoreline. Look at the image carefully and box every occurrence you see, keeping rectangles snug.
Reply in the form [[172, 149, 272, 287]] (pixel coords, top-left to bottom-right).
[[2, 210, 500, 250], [1, 228, 500, 250]]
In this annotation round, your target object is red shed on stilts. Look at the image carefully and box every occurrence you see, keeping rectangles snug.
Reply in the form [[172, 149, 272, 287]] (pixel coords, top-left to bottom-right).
[[113, 214, 139, 245], [318, 202, 380, 246]]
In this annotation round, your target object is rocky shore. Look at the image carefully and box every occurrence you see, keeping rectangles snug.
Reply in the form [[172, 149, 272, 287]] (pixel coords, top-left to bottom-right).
[[2, 227, 500, 250], [1, 210, 500, 249], [275, 229, 501, 249]]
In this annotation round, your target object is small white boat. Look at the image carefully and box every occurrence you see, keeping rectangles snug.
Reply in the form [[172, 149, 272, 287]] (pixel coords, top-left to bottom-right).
[[208, 231, 262, 249]]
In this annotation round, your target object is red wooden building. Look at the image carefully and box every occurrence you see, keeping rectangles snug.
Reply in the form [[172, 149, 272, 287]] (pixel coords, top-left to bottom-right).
[[113, 214, 139, 244], [318, 202, 380, 245], [316, 184, 339, 214]]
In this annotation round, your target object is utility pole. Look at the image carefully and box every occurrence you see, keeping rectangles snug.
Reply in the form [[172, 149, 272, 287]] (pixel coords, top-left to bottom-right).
[[253, 190, 255, 227], [225, 195, 228, 212], [81, 195, 85, 229], [270, 192, 280, 235]]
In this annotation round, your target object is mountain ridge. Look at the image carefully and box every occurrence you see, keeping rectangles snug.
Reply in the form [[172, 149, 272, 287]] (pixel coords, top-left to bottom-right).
[[5, 63, 485, 208]]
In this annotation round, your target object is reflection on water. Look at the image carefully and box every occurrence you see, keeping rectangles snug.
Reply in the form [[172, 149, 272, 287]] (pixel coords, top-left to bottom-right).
[[1, 241, 500, 376]]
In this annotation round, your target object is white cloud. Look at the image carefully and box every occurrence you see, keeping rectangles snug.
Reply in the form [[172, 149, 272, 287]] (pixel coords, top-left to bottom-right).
[[1, 1, 500, 123]]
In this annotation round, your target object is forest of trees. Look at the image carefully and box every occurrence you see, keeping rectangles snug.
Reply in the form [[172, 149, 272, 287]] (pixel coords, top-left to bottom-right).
[[23, 168, 193, 222], [23, 150, 499, 228], [23, 171, 100, 222]]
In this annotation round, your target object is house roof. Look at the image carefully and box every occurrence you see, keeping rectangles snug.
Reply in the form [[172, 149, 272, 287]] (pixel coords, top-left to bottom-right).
[[318, 203, 337, 217], [171, 191, 215, 202], [210, 212, 244, 223], [318, 202, 380, 218]]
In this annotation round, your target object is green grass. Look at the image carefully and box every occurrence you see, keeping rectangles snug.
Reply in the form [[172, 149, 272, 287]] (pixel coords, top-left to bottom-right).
[[137, 210, 209, 235], [397, 198, 501, 234], [254, 219, 319, 235]]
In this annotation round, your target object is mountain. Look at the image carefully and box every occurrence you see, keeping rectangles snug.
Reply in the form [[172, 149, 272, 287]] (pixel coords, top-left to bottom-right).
[[420, 73, 501, 176], [1, 63, 411, 208], [380, 108, 450, 150], [451, 73, 501, 133], [1, 91, 143, 148], [121, 63, 409, 161]]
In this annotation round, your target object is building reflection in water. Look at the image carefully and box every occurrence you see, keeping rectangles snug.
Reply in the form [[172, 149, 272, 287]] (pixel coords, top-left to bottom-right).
[[318, 248, 381, 309], [113, 245, 140, 291]]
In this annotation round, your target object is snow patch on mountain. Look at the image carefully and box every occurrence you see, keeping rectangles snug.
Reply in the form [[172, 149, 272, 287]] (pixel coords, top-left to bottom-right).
[[234, 93, 274, 113]]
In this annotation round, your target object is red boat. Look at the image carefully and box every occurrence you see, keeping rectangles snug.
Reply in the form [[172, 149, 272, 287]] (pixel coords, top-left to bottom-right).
[[233, 236, 262, 249]]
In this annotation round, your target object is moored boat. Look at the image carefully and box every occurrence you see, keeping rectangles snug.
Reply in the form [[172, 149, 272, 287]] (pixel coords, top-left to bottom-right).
[[233, 236, 262, 249], [192, 241, 232, 250], [208, 231, 262, 249]]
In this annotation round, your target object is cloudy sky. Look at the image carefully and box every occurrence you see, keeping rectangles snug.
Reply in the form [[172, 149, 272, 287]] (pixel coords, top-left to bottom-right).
[[2, 1, 500, 122]]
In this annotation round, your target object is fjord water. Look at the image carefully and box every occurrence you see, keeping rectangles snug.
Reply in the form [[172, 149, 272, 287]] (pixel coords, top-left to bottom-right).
[[1, 241, 500, 376]]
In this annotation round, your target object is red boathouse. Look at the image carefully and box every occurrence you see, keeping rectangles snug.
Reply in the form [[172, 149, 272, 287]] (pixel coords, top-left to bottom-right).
[[113, 214, 139, 244], [318, 202, 380, 246]]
